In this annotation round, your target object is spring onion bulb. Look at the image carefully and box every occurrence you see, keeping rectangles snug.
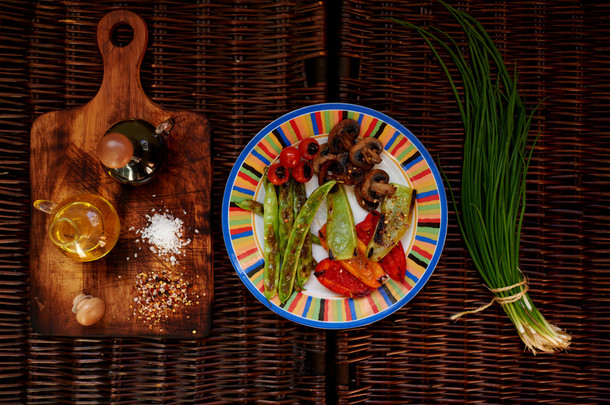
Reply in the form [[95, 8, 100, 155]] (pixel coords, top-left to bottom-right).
[[394, 1, 570, 354]]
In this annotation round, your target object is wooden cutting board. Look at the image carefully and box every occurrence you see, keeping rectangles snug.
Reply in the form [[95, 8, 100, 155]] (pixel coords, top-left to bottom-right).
[[29, 10, 212, 338]]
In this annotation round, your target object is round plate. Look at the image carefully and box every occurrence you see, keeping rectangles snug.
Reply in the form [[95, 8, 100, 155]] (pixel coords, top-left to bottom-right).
[[222, 103, 447, 329]]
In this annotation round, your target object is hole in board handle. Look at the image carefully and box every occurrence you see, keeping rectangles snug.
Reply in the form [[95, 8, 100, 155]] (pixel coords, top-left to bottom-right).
[[111, 23, 134, 47]]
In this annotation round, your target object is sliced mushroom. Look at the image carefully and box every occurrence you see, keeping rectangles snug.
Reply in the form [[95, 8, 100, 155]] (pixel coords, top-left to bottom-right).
[[336, 153, 371, 185], [312, 143, 336, 173], [350, 137, 384, 167], [347, 166, 367, 185], [318, 159, 350, 188], [354, 182, 381, 211], [360, 169, 397, 203], [328, 119, 360, 154]]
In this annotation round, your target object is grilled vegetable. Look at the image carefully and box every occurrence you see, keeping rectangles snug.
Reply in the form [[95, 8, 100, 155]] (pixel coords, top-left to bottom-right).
[[380, 245, 407, 282], [262, 176, 280, 299], [319, 225, 385, 288], [298, 137, 320, 160], [293, 180, 314, 289], [278, 178, 294, 264], [278, 180, 337, 303], [356, 211, 406, 281], [326, 185, 358, 260], [268, 162, 289, 185], [349, 137, 383, 167], [327, 119, 360, 153], [365, 183, 416, 262], [235, 199, 263, 216], [314, 258, 373, 298], [234, 196, 323, 254]]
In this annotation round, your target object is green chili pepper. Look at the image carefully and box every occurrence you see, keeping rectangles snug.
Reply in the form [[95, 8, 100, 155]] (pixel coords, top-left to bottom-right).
[[278, 178, 294, 265], [293, 181, 313, 289], [366, 183, 416, 262], [326, 184, 358, 260], [235, 199, 263, 216], [278, 180, 337, 303], [263, 177, 281, 299]]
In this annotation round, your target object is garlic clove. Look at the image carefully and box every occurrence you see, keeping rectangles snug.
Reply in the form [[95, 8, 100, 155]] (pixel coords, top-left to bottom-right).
[[72, 293, 105, 326]]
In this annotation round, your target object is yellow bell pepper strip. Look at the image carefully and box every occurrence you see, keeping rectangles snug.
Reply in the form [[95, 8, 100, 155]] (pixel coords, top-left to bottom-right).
[[366, 183, 416, 262], [326, 184, 358, 260], [262, 175, 281, 300], [278, 180, 337, 303]]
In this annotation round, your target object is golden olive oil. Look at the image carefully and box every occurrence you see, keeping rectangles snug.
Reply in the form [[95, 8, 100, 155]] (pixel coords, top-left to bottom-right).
[[35, 193, 120, 261]]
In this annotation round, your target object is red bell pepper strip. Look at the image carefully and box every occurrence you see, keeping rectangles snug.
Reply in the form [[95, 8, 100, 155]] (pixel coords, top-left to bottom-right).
[[319, 225, 385, 288], [356, 211, 407, 282], [314, 258, 373, 298]]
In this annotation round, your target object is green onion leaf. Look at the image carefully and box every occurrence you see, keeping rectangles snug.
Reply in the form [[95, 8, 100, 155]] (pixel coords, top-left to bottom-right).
[[393, 1, 570, 354]]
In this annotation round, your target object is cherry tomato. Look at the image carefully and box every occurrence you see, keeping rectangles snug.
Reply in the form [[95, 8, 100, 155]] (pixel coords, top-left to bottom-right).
[[268, 163, 289, 185], [298, 138, 320, 160], [292, 160, 313, 183], [279, 146, 301, 169]]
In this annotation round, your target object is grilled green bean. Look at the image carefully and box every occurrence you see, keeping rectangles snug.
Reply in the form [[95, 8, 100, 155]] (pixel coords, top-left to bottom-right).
[[235, 199, 263, 216], [263, 177, 281, 299], [310, 232, 321, 246], [278, 179, 294, 265], [234, 197, 323, 252], [293, 181, 313, 289], [278, 180, 337, 303]]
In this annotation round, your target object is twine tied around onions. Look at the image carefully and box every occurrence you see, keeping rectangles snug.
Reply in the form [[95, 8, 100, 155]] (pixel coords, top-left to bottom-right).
[[451, 276, 529, 321]]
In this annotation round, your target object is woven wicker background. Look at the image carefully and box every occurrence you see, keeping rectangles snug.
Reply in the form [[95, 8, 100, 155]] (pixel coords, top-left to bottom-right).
[[0, 0, 608, 403], [335, 1, 610, 404], [2, 0, 327, 403]]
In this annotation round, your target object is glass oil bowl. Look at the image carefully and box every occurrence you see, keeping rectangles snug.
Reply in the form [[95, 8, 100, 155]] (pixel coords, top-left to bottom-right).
[[33, 193, 120, 262]]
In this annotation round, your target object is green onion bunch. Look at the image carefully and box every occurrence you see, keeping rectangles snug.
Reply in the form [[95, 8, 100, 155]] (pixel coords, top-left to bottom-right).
[[394, 1, 570, 354]]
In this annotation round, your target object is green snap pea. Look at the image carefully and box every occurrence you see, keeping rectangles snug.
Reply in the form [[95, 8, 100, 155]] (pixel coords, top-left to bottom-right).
[[326, 184, 358, 260], [278, 180, 337, 303], [263, 177, 281, 300], [278, 178, 294, 265], [234, 196, 322, 252], [235, 199, 263, 216], [309, 232, 321, 246], [293, 181, 313, 290], [366, 183, 416, 262]]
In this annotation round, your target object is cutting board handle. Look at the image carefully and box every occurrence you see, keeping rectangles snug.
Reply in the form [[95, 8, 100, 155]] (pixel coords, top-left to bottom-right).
[[94, 10, 152, 109]]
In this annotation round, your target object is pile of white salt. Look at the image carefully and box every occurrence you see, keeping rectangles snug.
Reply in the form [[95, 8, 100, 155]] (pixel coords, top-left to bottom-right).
[[135, 211, 191, 265]]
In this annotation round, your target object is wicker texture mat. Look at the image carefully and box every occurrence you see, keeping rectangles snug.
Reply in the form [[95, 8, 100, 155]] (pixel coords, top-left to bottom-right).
[[335, 1, 610, 403], [2, 0, 327, 403], [0, 0, 608, 403]]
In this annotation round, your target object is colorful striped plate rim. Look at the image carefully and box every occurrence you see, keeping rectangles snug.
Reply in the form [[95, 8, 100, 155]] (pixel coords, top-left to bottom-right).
[[222, 103, 447, 329]]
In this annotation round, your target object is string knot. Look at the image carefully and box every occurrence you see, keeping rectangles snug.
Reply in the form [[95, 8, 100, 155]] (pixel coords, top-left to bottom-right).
[[450, 276, 529, 321]]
